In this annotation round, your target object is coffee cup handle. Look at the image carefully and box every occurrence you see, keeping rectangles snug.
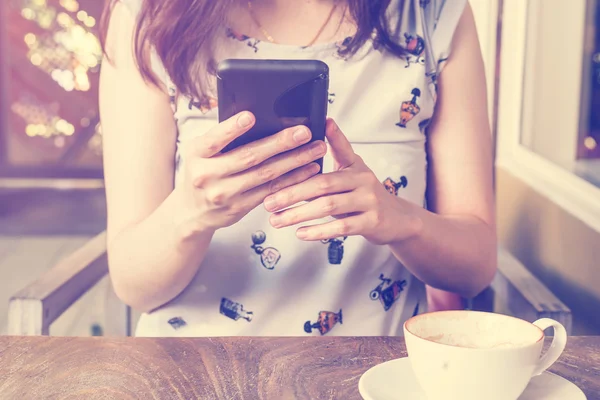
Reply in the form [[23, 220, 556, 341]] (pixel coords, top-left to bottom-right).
[[531, 318, 568, 376]]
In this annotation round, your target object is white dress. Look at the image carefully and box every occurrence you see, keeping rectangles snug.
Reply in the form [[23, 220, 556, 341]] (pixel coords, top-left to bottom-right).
[[118, 0, 468, 337]]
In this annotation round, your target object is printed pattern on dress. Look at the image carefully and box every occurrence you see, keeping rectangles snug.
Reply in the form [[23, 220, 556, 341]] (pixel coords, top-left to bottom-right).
[[304, 309, 343, 335], [396, 88, 422, 128], [175, 152, 182, 173], [370, 274, 407, 311], [251, 231, 281, 270], [334, 36, 353, 60], [412, 302, 420, 317], [328, 92, 336, 104], [168, 85, 178, 114], [220, 298, 254, 322], [383, 176, 408, 196], [403, 33, 426, 68], [226, 28, 261, 52], [168, 317, 187, 330], [321, 237, 347, 265]]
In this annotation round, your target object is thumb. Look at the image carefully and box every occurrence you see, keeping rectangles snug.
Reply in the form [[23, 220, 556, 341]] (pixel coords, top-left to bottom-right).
[[326, 119, 356, 170]]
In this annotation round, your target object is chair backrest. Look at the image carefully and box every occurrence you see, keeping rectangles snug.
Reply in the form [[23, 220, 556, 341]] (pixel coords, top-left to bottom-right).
[[8, 232, 109, 335], [472, 247, 572, 335]]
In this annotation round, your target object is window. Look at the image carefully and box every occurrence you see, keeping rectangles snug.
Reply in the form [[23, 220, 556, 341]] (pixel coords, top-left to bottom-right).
[[582, 3, 600, 161], [496, 0, 600, 232], [0, 0, 103, 179], [520, 0, 600, 186]]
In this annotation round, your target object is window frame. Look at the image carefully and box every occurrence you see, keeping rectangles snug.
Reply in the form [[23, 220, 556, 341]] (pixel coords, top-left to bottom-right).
[[0, 1, 103, 183], [495, 0, 600, 233]]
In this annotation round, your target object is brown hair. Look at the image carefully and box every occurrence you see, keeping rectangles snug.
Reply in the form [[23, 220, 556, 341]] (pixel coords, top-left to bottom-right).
[[101, 0, 406, 99]]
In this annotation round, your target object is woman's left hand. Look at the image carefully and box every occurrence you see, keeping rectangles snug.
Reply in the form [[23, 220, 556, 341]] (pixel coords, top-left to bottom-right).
[[264, 119, 423, 245]]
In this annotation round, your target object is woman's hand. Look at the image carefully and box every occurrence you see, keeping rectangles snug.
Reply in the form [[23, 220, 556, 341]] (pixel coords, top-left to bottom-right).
[[263, 119, 422, 245], [175, 111, 327, 236]]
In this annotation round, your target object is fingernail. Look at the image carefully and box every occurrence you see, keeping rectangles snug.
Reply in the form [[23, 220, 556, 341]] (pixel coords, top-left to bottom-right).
[[264, 196, 277, 211], [311, 142, 326, 156], [296, 229, 308, 239], [326, 118, 337, 130], [293, 127, 310, 143], [238, 113, 252, 128]]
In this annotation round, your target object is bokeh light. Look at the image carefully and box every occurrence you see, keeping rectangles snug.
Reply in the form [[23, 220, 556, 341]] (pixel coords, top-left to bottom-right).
[[10, 0, 103, 153]]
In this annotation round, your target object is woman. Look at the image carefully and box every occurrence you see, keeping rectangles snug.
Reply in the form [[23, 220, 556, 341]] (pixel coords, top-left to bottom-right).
[[100, 0, 496, 337]]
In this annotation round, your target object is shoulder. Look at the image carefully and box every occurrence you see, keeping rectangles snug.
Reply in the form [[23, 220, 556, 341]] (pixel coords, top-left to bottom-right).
[[420, 0, 469, 54], [395, 0, 468, 56], [106, 0, 173, 95], [116, 0, 143, 18], [391, 0, 469, 98], [420, 0, 469, 25]]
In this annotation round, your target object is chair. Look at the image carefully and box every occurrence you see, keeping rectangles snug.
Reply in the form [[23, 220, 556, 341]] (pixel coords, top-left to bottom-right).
[[8, 231, 572, 336]]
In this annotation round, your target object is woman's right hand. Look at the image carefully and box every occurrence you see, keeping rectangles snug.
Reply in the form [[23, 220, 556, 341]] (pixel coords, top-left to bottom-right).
[[174, 111, 327, 237]]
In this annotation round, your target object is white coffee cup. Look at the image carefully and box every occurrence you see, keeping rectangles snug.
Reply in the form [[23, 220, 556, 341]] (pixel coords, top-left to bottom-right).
[[403, 310, 567, 400]]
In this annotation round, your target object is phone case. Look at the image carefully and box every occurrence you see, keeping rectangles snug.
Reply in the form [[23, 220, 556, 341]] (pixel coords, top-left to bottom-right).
[[217, 59, 329, 170]]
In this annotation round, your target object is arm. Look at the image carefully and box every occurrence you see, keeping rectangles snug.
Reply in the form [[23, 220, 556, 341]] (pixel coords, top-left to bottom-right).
[[388, 4, 496, 298], [101, 2, 325, 313], [262, 4, 496, 299], [100, 2, 214, 312]]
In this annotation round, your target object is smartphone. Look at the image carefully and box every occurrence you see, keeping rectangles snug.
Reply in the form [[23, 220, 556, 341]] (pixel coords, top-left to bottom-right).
[[216, 59, 329, 171]]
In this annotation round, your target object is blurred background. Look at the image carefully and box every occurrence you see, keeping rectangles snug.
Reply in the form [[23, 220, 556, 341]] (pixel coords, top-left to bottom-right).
[[0, 0, 110, 336], [0, 0, 599, 337], [1, 0, 103, 178]]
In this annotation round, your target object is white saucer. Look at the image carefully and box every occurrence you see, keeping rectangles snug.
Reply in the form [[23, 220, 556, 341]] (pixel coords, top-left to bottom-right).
[[358, 357, 587, 400]]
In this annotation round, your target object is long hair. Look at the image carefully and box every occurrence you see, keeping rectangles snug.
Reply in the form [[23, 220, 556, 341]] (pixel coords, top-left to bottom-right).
[[101, 0, 406, 99]]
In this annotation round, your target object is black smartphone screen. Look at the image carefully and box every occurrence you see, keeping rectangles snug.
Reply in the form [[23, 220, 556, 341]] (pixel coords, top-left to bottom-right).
[[216, 59, 329, 170]]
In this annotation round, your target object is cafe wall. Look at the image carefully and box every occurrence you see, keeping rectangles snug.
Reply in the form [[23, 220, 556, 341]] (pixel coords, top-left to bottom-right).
[[496, 169, 600, 336], [494, 0, 600, 336]]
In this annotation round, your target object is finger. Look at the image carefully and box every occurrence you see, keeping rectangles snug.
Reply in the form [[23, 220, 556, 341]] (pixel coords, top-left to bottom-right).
[[263, 170, 358, 212], [214, 125, 317, 177], [222, 138, 326, 193], [267, 162, 322, 194], [269, 192, 369, 229], [193, 112, 256, 158], [236, 162, 322, 211], [295, 215, 365, 241], [191, 138, 324, 191], [326, 118, 357, 170]]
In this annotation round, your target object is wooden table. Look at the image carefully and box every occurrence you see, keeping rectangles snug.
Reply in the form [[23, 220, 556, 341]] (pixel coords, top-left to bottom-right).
[[1, 336, 599, 399]]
